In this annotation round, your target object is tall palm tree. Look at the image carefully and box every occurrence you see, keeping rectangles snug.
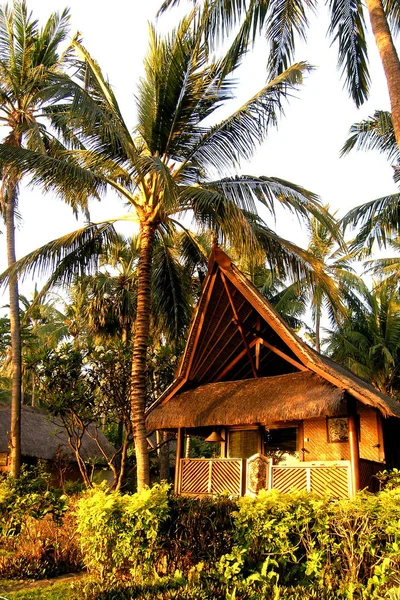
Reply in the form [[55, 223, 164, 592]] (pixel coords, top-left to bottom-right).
[[303, 211, 357, 352], [0, 16, 335, 489], [160, 0, 400, 147], [0, 1, 75, 477]]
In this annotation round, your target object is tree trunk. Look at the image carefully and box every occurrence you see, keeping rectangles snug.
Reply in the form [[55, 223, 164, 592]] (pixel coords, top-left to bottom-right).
[[315, 303, 321, 354], [366, 0, 400, 149], [131, 221, 156, 490], [5, 184, 22, 478]]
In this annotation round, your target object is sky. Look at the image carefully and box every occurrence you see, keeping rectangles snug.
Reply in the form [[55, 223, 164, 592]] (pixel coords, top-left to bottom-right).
[[0, 0, 398, 307]]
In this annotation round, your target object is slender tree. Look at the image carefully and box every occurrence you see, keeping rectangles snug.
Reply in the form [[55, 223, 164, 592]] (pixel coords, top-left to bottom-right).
[[0, 16, 334, 489], [0, 2, 74, 476]]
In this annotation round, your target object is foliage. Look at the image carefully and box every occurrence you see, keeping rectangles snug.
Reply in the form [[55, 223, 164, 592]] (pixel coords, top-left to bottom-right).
[[75, 483, 170, 584], [73, 479, 400, 597], [325, 281, 400, 396], [0, 466, 82, 581], [1, 479, 400, 597], [0, 464, 67, 536], [159, 495, 236, 574]]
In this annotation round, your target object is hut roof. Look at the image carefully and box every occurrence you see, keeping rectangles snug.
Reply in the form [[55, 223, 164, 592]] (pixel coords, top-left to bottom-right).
[[0, 403, 115, 462], [146, 372, 348, 429], [146, 246, 400, 427]]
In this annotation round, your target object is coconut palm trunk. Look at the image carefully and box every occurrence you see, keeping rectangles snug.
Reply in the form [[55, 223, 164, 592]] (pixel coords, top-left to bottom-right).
[[366, 0, 400, 149], [131, 221, 157, 489], [5, 183, 22, 477]]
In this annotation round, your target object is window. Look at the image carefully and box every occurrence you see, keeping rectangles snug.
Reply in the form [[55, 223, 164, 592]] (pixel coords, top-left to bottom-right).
[[264, 427, 298, 456], [228, 429, 260, 459]]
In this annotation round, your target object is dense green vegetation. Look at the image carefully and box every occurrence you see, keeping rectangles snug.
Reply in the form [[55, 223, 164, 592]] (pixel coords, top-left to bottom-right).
[[1, 0, 400, 596], [1, 473, 400, 598]]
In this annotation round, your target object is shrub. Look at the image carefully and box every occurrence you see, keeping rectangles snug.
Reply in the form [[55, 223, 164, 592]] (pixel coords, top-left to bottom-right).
[[0, 464, 67, 537], [159, 495, 236, 574], [75, 482, 170, 584]]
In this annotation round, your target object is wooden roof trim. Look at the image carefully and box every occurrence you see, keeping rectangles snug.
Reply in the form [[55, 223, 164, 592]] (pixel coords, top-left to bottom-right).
[[303, 361, 388, 414], [146, 376, 187, 413], [179, 269, 218, 378], [146, 267, 219, 414]]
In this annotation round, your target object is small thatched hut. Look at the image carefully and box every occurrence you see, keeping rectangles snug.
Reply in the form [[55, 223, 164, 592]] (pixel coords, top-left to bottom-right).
[[146, 246, 400, 498], [0, 403, 115, 485]]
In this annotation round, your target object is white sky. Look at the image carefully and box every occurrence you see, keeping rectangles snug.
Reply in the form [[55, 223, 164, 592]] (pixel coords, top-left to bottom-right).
[[0, 0, 397, 307]]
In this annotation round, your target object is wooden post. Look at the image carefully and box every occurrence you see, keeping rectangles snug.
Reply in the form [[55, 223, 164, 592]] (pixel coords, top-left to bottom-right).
[[347, 397, 360, 496], [298, 422, 305, 462], [376, 411, 385, 463], [174, 428, 184, 495]]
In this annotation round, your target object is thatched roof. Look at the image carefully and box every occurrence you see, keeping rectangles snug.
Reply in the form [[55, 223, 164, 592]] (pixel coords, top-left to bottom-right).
[[146, 372, 347, 429], [147, 246, 400, 425], [0, 404, 115, 462]]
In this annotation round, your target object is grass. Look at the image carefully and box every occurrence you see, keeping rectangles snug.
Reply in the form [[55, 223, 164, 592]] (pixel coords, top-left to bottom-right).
[[0, 580, 75, 599]]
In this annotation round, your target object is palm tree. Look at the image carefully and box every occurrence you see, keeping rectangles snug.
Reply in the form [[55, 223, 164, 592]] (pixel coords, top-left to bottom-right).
[[0, 1, 74, 477], [19, 287, 68, 406], [325, 280, 400, 397], [160, 0, 400, 148], [0, 16, 335, 489], [302, 211, 358, 353]]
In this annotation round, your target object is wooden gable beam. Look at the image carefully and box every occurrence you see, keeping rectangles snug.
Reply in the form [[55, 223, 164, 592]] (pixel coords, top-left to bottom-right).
[[215, 338, 258, 382], [192, 300, 251, 381], [191, 284, 239, 378], [258, 338, 307, 372], [184, 270, 218, 377], [220, 271, 258, 378]]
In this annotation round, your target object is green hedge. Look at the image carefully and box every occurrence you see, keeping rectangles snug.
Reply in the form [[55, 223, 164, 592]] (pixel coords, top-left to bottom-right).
[[74, 483, 400, 599]]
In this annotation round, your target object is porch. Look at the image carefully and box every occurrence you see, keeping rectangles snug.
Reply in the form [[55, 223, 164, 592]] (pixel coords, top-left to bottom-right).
[[176, 455, 382, 498]]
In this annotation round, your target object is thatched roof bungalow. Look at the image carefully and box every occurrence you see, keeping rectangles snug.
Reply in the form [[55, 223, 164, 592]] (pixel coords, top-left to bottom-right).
[[0, 403, 115, 485], [146, 246, 400, 498]]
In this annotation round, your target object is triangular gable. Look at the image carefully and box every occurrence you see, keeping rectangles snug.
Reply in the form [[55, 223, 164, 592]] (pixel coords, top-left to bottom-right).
[[147, 247, 400, 419]]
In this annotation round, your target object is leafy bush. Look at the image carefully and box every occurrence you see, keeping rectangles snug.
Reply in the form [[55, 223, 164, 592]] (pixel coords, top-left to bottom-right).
[[0, 464, 67, 536], [75, 482, 170, 584], [214, 486, 400, 596], [159, 495, 236, 574]]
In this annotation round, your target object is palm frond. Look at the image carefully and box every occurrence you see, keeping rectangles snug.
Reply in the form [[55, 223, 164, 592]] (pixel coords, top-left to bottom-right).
[[0, 222, 118, 293], [151, 233, 193, 341], [265, 0, 316, 79], [186, 62, 311, 172], [341, 110, 399, 163], [384, 0, 400, 36], [342, 193, 400, 252], [327, 0, 370, 107], [0, 144, 103, 212]]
